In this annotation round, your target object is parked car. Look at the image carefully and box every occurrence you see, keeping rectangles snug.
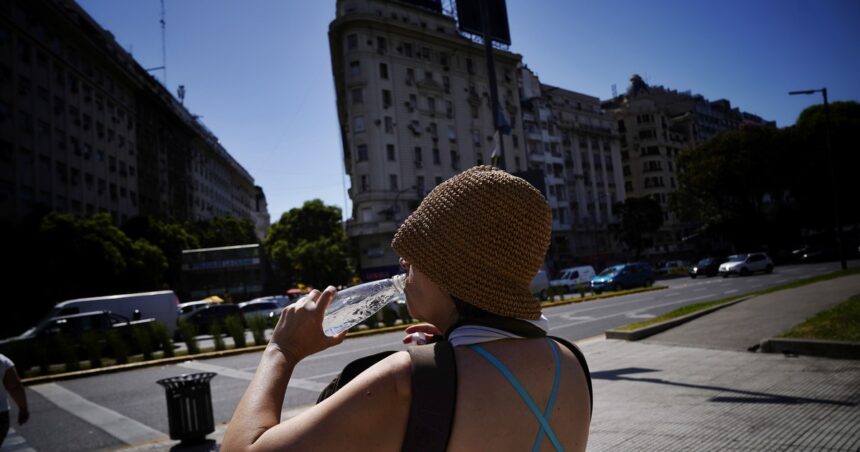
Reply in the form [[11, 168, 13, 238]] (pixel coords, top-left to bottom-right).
[[239, 300, 282, 324], [689, 257, 725, 278], [719, 253, 774, 277], [590, 262, 654, 294], [177, 300, 215, 316], [550, 266, 596, 293], [176, 303, 243, 338], [655, 260, 690, 276], [530, 268, 550, 299]]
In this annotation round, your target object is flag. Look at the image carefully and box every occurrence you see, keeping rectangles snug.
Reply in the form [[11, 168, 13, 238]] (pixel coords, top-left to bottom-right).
[[496, 109, 512, 135]]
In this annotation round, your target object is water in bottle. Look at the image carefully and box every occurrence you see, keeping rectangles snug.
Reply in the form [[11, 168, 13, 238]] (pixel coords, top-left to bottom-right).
[[322, 274, 406, 336]]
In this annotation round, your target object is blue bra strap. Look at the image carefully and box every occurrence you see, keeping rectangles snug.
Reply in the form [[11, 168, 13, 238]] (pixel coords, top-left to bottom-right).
[[533, 338, 561, 452], [469, 343, 564, 452]]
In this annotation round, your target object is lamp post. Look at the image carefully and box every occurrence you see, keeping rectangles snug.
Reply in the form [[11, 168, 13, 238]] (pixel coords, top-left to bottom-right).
[[788, 88, 847, 270]]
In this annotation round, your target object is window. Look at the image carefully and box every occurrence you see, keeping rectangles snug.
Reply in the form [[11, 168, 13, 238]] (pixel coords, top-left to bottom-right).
[[351, 88, 363, 104], [387, 144, 396, 161], [360, 175, 369, 192], [384, 116, 393, 133], [347, 34, 358, 50], [432, 147, 440, 165], [389, 174, 398, 190], [379, 63, 389, 79], [353, 116, 365, 132], [377, 36, 387, 53], [424, 70, 433, 82], [402, 42, 412, 57], [445, 101, 453, 118], [426, 97, 435, 113], [349, 61, 360, 77], [448, 125, 457, 142], [382, 90, 392, 108], [416, 176, 425, 196], [357, 144, 368, 162], [406, 68, 415, 84], [414, 147, 422, 167], [450, 151, 460, 170], [443, 75, 450, 93], [466, 58, 475, 75]]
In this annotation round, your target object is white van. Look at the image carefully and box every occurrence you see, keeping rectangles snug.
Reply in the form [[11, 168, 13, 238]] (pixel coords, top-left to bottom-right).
[[530, 268, 550, 299], [43, 290, 180, 334], [550, 266, 597, 292]]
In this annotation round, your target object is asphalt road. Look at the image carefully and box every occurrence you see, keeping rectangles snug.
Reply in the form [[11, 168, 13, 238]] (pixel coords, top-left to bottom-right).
[[4, 261, 856, 452]]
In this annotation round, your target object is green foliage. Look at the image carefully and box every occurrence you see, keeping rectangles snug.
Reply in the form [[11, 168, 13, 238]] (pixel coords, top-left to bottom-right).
[[612, 197, 664, 258], [150, 323, 174, 358], [781, 293, 860, 342], [225, 315, 246, 348], [54, 333, 80, 372], [188, 215, 258, 248], [177, 320, 199, 355], [132, 326, 154, 360], [124, 216, 200, 291], [211, 321, 226, 351], [80, 332, 103, 368], [247, 315, 268, 346], [671, 101, 860, 253], [265, 199, 353, 289]]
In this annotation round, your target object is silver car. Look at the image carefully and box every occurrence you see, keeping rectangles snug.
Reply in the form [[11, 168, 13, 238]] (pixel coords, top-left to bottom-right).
[[719, 253, 774, 277]]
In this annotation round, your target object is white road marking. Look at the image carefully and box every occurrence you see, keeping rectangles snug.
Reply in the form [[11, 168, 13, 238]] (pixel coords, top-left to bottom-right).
[[560, 312, 595, 321], [177, 360, 328, 393], [30, 383, 166, 445], [0, 428, 36, 452], [550, 294, 713, 331], [626, 312, 656, 319], [724, 289, 739, 294]]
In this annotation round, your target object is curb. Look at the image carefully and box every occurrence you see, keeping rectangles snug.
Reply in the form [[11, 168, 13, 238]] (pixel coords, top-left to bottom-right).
[[759, 337, 860, 359], [605, 297, 751, 341], [22, 322, 419, 386], [541, 285, 667, 308]]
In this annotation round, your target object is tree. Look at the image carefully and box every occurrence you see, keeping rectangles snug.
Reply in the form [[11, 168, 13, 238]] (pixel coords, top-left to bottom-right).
[[123, 215, 200, 290], [264, 199, 352, 289], [670, 125, 787, 251], [188, 215, 258, 248], [613, 196, 664, 259]]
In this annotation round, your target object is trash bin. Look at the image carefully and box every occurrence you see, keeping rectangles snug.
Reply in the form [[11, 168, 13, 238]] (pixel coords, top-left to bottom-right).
[[156, 372, 217, 443]]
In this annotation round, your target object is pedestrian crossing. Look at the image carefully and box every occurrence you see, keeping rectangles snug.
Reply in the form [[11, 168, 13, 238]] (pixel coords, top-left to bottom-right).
[[0, 428, 35, 452]]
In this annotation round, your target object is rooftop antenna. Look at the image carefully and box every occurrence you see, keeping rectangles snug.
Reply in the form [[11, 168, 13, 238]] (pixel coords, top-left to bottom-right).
[[160, 0, 167, 87], [612, 83, 618, 98], [144, 0, 168, 87]]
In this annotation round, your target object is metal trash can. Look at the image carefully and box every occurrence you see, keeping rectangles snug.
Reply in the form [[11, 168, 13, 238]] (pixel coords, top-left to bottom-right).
[[156, 372, 217, 443]]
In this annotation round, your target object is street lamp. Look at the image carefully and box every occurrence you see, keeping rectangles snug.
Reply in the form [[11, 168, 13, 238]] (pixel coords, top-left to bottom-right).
[[788, 88, 847, 270]]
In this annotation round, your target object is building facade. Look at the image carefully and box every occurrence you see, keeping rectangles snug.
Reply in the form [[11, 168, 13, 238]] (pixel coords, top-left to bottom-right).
[[0, 0, 263, 228], [603, 75, 773, 259], [330, 0, 528, 280], [520, 66, 625, 271]]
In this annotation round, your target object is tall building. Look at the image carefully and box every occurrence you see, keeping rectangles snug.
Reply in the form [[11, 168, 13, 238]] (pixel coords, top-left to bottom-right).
[[520, 66, 624, 271], [330, 0, 528, 280], [0, 0, 263, 227], [603, 75, 773, 259]]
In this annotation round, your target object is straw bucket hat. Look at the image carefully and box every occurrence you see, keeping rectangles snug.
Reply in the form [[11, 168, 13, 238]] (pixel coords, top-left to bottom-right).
[[391, 165, 551, 319]]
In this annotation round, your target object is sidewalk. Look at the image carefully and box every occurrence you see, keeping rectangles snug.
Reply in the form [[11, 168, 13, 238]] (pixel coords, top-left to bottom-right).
[[123, 275, 860, 451]]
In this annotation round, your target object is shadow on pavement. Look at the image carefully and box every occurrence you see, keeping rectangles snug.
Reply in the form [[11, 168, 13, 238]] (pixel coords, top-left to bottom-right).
[[592, 367, 856, 407], [169, 439, 218, 452]]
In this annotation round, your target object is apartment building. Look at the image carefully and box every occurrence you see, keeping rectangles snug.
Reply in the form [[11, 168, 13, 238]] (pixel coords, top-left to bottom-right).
[[330, 0, 528, 280], [520, 66, 624, 270], [0, 0, 263, 228], [603, 75, 773, 259]]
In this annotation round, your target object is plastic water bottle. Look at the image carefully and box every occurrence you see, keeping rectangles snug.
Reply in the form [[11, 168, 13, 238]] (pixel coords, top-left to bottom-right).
[[322, 274, 407, 336]]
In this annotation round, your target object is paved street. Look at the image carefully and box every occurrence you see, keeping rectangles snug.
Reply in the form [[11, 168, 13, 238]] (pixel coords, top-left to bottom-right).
[[3, 261, 858, 451]]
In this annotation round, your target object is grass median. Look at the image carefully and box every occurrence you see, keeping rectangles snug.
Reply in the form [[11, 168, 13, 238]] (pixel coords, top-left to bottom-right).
[[616, 265, 860, 332], [779, 292, 860, 342]]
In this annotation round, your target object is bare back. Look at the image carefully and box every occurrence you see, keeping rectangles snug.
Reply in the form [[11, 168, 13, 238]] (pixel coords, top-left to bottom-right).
[[447, 338, 591, 451]]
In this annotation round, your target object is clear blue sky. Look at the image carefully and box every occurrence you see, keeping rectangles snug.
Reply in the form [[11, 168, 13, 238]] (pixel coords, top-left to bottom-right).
[[77, 0, 860, 222]]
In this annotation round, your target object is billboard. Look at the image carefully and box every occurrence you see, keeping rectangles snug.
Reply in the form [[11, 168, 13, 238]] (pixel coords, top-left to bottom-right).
[[455, 0, 511, 45]]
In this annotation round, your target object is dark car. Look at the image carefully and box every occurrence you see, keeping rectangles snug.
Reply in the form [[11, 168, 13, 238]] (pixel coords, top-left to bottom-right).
[[590, 262, 655, 294], [177, 304, 244, 337], [689, 257, 725, 278]]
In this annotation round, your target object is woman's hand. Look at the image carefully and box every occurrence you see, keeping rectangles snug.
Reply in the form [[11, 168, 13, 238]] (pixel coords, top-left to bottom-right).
[[269, 287, 347, 362], [402, 323, 443, 345]]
